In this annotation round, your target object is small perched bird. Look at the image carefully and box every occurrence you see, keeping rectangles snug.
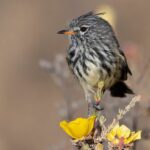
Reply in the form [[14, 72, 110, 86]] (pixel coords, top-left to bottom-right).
[[58, 12, 133, 113]]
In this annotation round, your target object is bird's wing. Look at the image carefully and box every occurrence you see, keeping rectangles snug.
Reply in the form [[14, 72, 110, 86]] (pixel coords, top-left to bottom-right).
[[119, 50, 132, 81]]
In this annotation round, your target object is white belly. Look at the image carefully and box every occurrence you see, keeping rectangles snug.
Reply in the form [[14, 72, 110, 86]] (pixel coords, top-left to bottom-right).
[[84, 61, 100, 86]]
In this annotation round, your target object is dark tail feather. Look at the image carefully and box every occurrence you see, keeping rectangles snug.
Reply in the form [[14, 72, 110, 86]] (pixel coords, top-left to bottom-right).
[[110, 81, 134, 97]]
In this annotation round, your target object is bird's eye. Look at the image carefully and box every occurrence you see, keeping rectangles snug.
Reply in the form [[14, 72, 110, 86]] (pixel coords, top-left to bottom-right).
[[80, 26, 88, 32]]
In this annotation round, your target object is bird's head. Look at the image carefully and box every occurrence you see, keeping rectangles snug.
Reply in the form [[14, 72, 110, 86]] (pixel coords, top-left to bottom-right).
[[58, 11, 113, 45]]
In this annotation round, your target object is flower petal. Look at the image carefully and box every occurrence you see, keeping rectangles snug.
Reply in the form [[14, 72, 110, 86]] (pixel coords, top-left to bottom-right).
[[107, 133, 115, 141], [112, 138, 120, 145], [59, 116, 96, 139], [124, 130, 142, 144], [117, 125, 131, 138], [87, 116, 96, 135], [67, 118, 89, 138], [106, 124, 119, 141], [60, 121, 77, 138]]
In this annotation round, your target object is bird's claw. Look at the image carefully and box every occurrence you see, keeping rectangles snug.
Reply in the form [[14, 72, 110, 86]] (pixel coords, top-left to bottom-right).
[[93, 101, 104, 111]]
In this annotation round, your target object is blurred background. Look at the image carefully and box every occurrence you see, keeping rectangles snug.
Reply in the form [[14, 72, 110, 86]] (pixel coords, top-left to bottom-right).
[[0, 0, 150, 150]]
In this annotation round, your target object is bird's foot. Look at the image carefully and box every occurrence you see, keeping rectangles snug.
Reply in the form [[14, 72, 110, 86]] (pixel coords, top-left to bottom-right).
[[94, 89, 103, 111], [94, 81, 104, 102], [93, 81, 105, 112], [88, 101, 104, 116], [93, 100, 104, 111]]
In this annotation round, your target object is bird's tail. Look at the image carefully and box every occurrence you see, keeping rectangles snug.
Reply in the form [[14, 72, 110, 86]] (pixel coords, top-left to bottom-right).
[[109, 81, 134, 97]]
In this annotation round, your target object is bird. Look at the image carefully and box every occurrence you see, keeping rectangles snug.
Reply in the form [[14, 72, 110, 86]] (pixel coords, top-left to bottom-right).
[[58, 11, 134, 114]]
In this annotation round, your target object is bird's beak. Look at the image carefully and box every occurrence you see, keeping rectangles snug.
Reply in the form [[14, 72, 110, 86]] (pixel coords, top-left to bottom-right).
[[57, 29, 75, 35]]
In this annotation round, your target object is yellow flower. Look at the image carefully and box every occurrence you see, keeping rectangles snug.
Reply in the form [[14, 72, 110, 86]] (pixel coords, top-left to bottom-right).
[[107, 124, 141, 145], [60, 116, 96, 140]]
